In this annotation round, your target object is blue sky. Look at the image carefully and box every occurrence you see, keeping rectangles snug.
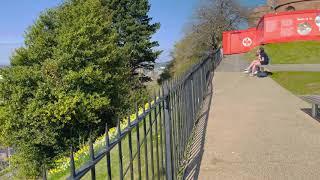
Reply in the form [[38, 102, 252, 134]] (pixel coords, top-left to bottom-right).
[[0, 0, 265, 65]]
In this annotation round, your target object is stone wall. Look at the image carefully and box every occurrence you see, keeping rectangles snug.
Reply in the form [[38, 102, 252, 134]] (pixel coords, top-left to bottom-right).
[[275, 0, 320, 12], [249, 0, 320, 27]]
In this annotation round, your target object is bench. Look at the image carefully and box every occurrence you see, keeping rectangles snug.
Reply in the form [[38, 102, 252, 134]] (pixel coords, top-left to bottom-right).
[[300, 95, 320, 117]]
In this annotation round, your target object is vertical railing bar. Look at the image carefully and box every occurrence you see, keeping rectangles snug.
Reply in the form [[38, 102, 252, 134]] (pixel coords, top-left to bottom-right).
[[182, 80, 187, 153], [175, 80, 182, 172], [201, 65, 204, 102], [185, 81, 189, 148], [196, 70, 200, 117], [176, 78, 181, 166], [177, 85, 183, 165], [193, 73, 197, 114], [196, 67, 199, 109], [135, 103, 142, 179], [154, 94, 160, 180], [89, 135, 96, 180], [143, 103, 149, 180], [149, 99, 155, 179], [169, 83, 175, 174], [188, 80, 192, 139], [42, 165, 47, 180], [163, 83, 174, 180], [188, 79, 193, 138], [128, 115, 134, 180], [117, 119, 124, 180], [170, 81, 177, 180], [198, 70, 201, 111], [178, 85, 184, 155], [190, 77, 195, 129], [173, 81, 179, 180], [184, 82, 189, 150], [105, 123, 112, 180], [158, 89, 165, 176], [197, 70, 201, 112], [174, 81, 180, 169], [70, 146, 76, 179], [182, 83, 187, 151]]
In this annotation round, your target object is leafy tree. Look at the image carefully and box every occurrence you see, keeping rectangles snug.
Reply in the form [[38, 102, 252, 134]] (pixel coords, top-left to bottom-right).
[[157, 62, 173, 84], [162, 0, 247, 78], [106, 0, 161, 85], [191, 0, 248, 50], [0, 0, 141, 177]]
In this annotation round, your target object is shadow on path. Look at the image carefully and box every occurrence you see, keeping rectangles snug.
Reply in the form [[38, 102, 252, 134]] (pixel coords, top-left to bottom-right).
[[301, 108, 320, 122], [182, 74, 213, 180]]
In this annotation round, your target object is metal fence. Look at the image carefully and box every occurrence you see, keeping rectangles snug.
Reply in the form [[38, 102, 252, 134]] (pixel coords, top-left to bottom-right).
[[63, 49, 221, 180]]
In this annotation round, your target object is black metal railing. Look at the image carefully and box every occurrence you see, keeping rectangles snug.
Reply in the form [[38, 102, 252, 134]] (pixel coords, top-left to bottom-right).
[[52, 49, 221, 180]]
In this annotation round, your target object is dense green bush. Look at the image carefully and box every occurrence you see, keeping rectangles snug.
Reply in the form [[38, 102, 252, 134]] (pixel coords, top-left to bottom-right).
[[0, 0, 159, 177]]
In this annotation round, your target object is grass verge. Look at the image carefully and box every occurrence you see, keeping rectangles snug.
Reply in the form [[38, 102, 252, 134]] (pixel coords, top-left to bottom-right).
[[245, 41, 320, 64], [271, 72, 320, 95]]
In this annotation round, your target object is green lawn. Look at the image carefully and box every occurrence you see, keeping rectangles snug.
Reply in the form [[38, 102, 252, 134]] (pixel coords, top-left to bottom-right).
[[271, 72, 320, 95], [245, 41, 320, 95], [245, 41, 320, 64]]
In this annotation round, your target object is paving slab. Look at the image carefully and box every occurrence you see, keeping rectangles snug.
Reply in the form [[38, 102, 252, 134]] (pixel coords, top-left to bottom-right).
[[197, 55, 320, 180]]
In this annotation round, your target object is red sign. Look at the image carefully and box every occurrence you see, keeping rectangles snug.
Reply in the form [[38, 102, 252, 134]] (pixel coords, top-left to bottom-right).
[[223, 28, 257, 55], [223, 10, 320, 55]]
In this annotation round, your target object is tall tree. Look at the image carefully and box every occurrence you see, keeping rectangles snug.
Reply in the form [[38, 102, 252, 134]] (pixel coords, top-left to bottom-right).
[[106, 0, 161, 84], [192, 0, 248, 50], [0, 0, 135, 177]]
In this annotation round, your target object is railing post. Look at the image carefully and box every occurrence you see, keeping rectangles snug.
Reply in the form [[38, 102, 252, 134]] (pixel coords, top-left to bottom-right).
[[163, 84, 174, 180], [70, 146, 76, 179], [312, 104, 318, 117], [89, 136, 96, 180], [42, 165, 47, 180], [105, 123, 112, 180]]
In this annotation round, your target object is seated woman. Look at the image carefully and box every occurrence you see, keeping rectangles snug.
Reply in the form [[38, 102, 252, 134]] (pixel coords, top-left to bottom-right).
[[244, 47, 269, 76]]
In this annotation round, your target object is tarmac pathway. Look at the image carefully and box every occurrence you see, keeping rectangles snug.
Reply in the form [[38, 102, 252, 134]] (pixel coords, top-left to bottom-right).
[[263, 64, 320, 72], [188, 55, 320, 180]]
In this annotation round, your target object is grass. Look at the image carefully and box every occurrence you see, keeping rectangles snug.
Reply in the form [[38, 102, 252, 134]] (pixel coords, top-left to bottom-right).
[[48, 105, 166, 180], [245, 41, 320, 64], [244, 41, 320, 95], [271, 72, 320, 95]]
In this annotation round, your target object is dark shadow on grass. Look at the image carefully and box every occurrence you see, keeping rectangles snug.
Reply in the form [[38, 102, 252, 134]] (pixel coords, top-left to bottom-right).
[[301, 108, 320, 122], [182, 73, 213, 180], [266, 71, 273, 76]]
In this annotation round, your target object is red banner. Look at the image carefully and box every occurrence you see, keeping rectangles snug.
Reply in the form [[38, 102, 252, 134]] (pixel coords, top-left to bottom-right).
[[223, 10, 320, 55]]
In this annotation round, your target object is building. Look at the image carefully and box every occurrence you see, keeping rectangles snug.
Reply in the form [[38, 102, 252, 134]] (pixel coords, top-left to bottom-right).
[[249, 0, 320, 26]]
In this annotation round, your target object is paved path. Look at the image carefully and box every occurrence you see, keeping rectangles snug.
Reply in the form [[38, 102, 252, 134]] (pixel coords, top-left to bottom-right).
[[264, 64, 320, 72], [195, 55, 320, 180]]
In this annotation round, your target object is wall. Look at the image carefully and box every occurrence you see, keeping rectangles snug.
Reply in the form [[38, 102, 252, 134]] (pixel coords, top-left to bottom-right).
[[249, 0, 320, 27], [275, 0, 320, 12]]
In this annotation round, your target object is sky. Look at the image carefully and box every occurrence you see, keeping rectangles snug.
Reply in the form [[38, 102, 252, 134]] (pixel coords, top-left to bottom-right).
[[0, 0, 266, 65]]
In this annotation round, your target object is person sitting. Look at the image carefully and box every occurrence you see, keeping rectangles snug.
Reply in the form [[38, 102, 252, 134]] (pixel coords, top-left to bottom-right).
[[244, 49, 260, 73], [244, 47, 269, 76]]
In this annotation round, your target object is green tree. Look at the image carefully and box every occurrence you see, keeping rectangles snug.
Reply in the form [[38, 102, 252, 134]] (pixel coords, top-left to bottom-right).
[[106, 0, 161, 85], [162, 0, 247, 78], [0, 0, 137, 177]]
